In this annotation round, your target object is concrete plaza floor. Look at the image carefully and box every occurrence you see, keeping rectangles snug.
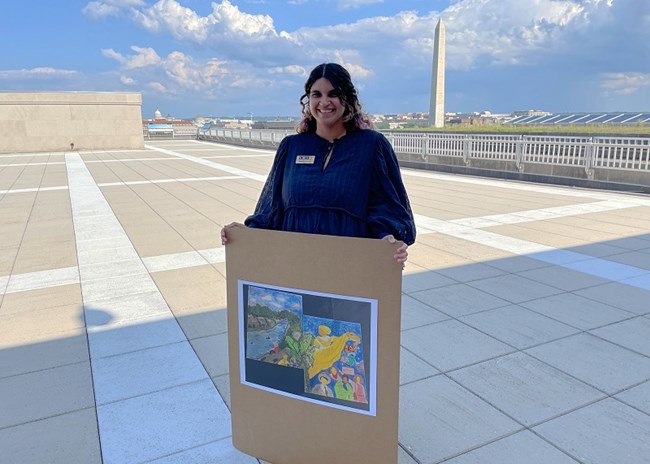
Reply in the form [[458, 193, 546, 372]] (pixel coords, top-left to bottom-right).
[[1, 139, 650, 464]]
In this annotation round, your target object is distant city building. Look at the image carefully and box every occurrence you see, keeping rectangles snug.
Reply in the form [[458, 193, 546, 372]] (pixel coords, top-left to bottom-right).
[[251, 119, 297, 130], [428, 18, 446, 128], [143, 109, 197, 139], [512, 109, 552, 117]]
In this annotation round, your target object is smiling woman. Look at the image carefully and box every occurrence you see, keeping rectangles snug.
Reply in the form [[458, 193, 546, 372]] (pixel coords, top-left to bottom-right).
[[221, 62, 416, 266]]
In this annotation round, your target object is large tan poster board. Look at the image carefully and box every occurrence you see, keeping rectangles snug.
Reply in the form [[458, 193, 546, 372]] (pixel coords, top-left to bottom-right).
[[226, 227, 403, 464]]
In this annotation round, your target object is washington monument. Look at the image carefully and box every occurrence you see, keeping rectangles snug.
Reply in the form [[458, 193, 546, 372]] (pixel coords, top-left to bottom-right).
[[428, 18, 446, 127]]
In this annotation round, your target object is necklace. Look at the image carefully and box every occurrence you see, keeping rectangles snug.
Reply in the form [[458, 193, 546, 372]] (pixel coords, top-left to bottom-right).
[[323, 142, 335, 170]]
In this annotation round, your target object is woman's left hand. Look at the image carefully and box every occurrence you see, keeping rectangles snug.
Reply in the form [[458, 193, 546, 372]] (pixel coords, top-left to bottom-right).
[[382, 235, 408, 267]]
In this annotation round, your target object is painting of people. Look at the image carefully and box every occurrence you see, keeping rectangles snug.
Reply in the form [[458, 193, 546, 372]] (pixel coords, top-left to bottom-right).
[[239, 280, 377, 415]]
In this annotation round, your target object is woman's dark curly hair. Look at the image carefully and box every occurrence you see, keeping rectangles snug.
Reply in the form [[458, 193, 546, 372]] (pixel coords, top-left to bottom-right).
[[297, 63, 374, 133]]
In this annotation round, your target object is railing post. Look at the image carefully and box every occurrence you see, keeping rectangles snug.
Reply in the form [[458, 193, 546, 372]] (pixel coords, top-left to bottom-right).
[[515, 135, 524, 172], [585, 137, 595, 179], [463, 134, 470, 165], [421, 133, 427, 160]]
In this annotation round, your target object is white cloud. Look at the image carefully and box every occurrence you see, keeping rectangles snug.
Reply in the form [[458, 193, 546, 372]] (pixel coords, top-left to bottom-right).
[[128, 46, 162, 69], [131, 0, 278, 42], [131, 0, 209, 40], [270, 65, 307, 76], [338, 0, 383, 11], [147, 81, 169, 93], [102, 46, 162, 69], [331, 51, 373, 79], [209, 0, 277, 37], [102, 43, 232, 96], [82, 0, 144, 19], [163, 52, 228, 91], [600, 72, 650, 96], [0, 67, 78, 79], [441, 0, 591, 69]]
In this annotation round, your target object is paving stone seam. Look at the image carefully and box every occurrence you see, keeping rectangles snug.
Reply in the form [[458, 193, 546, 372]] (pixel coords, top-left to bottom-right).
[[0, 176, 247, 195], [135, 435, 248, 464], [448, 200, 642, 228], [525, 429, 586, 464], [203, 153, 274, 159], [0, 358, 90, 383], [0, 405, 98, 432], [523, 347, 650, 399], [0, 161, 66, 167], [401, 310, 580, 357], [85, 157, 181, 163], [584, 324, 650, 360], [193, 138, 277, 154], [398, 443, 424, 464], [0, 152, 66, 158], [94, 376, 214, 408], [85, 337, 191, 362], [98, 175, 245, 187], [432, 428, 581, 464], [78, 149, 152, 155], [445, 369, 611, 428], [612, 390, 650, 418], [518, 304, 640, 332]]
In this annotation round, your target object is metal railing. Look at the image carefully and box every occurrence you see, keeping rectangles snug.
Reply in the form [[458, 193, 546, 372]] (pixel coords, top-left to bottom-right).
[[197, 128, 650, 179], [200, 128, 293, 145]]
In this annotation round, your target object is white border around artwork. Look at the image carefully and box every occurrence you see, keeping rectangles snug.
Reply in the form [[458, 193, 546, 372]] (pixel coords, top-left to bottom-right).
[[238, 279, 378, 416]]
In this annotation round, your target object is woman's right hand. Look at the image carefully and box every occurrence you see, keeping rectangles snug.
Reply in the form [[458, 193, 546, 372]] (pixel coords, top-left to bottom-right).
[[220, 222, 244, 245]]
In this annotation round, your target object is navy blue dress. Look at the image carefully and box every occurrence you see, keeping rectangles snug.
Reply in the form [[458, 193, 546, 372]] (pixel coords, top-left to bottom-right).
[[245, 130, 416, 245]]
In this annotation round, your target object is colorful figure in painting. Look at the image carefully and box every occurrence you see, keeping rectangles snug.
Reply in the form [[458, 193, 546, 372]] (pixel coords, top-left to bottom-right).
[[308, 331, 360, 379], [277, 352, 291, 366], [334, 374, 355, 400], [313, 325, 335, 350], [344, 341, 357, 354], [310, 373, 334, 397], [329, 366, 339, 381], [353, 374, 367, 404]]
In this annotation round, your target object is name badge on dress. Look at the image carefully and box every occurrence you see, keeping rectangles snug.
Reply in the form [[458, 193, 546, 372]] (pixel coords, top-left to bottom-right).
[[296, 155, 316, 164]]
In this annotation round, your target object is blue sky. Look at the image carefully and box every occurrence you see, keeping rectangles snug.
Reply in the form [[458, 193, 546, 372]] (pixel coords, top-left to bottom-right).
[[1, 0, 648, 119]]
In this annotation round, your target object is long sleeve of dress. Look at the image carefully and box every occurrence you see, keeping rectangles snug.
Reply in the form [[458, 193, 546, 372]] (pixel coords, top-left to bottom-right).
[[244, 137, 290, 230], [367, 134, 416, 245]]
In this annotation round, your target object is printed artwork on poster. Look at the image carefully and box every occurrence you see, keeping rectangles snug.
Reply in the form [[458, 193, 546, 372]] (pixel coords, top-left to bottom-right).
[[238, 280, 377, 415]]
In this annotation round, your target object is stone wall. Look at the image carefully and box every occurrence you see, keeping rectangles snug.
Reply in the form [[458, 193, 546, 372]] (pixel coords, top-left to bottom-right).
[[0, 92, 144, 153]]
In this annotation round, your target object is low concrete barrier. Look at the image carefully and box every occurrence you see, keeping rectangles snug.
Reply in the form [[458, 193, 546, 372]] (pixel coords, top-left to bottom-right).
[[0, 92, 144, 153]]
